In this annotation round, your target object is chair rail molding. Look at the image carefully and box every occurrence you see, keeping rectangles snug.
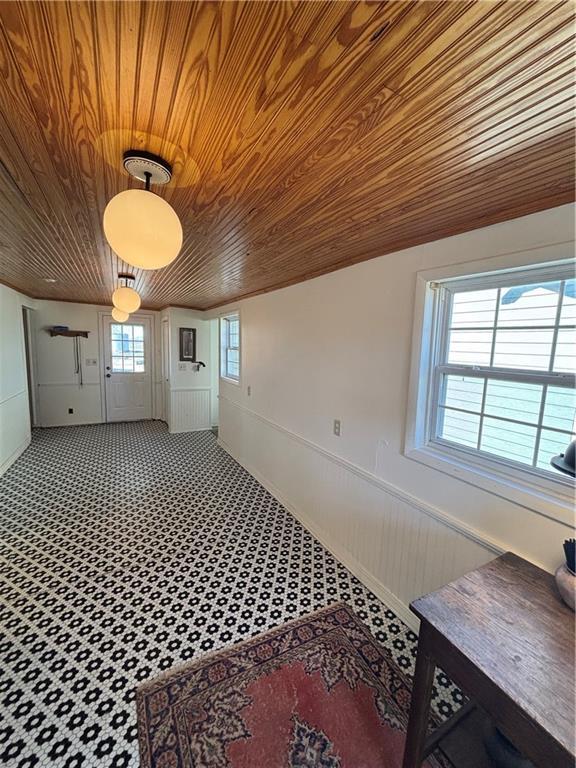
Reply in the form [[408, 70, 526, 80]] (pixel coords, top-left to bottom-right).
[[217, 394, 512, 631]]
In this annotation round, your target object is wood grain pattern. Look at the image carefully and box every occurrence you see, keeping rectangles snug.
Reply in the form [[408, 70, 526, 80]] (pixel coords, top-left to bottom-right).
[[0, 1, 573, 310], [409, 552, 575, 767]]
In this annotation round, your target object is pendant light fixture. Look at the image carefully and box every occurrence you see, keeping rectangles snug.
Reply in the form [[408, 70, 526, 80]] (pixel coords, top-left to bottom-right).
[[112, 273, 141, 314], [103, 151, 183, 270], [111, 307, 129, 323]]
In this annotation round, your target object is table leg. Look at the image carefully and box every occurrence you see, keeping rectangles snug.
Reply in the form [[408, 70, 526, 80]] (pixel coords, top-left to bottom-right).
[[402, 622, 436, 768]]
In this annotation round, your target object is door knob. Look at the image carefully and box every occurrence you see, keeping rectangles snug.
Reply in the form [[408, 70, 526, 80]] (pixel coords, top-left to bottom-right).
[[106, 366, 111, 370], [106, 373, 111, 378]]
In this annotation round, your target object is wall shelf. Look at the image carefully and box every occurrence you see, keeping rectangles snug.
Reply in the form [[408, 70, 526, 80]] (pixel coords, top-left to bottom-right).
[[49, 330, 89, 338]]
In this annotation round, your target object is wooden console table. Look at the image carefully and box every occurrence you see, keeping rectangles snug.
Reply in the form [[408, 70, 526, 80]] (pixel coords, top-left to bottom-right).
[[402, 552, 575, 768]]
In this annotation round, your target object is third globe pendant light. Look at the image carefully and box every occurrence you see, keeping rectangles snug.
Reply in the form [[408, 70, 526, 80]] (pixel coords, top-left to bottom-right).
[[111, 306, 129, 323], [103, 151, 183, 270]]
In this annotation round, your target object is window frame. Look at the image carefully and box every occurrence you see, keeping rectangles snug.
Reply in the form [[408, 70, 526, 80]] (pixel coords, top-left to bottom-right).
[[405, 254, 575, 526], [220, 312, 241, 384]]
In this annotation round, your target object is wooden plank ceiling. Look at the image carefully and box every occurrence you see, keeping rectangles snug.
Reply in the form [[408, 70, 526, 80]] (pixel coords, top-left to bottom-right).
[[0, 0, 574, 310]]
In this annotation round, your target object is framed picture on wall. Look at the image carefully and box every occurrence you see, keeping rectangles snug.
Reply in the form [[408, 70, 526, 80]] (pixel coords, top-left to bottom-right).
[[179, 327, 197, 362]]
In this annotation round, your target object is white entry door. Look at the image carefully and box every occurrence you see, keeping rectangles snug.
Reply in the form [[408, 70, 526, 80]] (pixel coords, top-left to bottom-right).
[[103, 315, 152, 422]]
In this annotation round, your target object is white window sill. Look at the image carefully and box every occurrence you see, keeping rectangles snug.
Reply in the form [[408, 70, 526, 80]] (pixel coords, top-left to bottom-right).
[[405, 442, 575, 527], [220, 376, 240, 386]]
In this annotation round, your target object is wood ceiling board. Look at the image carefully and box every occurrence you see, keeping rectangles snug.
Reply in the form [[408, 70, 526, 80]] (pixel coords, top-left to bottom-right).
[[0, 0, 573, 310]]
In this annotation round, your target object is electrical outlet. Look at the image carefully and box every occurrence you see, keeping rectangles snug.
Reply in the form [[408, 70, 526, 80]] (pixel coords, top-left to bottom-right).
[[68, 408, 74, 414], [247, 385, 251, 396], [333, 419, 341, 437], [178, 362, 187, 371]]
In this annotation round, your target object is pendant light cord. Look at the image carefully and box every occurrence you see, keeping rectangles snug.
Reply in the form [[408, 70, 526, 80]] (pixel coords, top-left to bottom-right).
[[144, 171, 151, 191]]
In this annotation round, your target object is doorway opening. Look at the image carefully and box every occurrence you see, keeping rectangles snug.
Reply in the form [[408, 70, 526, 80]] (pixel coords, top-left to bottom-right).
[[210, 318, 219, 435], [21, 306, 37, 428]]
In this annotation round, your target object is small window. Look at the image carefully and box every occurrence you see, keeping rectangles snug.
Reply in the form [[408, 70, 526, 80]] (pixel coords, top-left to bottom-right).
[[220, 313, 240, 381], [111, 323, 145, 373], [407, 260, 575, 520]]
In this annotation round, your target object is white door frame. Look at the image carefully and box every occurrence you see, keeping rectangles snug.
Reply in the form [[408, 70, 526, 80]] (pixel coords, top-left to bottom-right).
[[161, 317, 170, 426], [98, 310, 158, 423], [22, 306, 39, 427]]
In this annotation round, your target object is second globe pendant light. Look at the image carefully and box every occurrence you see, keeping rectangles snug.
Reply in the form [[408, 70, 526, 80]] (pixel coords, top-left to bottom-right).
[[112, 272, 141, 315]]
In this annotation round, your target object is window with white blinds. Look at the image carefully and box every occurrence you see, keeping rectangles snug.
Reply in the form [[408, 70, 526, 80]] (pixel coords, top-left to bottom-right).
[[430, 266, 575, 477], [220, 313, 240, 381]]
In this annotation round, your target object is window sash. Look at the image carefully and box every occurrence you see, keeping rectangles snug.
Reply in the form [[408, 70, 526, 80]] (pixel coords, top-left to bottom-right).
[[427, 275, 575, 481], [221, 314, 240, 380], [439, 260, 575, 294]]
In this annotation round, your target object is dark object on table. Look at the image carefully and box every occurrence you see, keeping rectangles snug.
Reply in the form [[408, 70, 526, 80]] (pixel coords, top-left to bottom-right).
[[550, 439, 576, 477], [52, 325, 69, 332], [563, 539, 575, 574], [555, 564, 575, 611], [483, 723, 535, 768]]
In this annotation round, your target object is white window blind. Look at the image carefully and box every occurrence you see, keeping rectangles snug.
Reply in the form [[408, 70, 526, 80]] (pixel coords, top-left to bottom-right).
[[430, 267, 575, 478]]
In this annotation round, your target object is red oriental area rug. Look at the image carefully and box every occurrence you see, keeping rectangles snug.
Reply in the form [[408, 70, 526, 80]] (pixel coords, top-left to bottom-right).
[[137, 602, 450, 768]]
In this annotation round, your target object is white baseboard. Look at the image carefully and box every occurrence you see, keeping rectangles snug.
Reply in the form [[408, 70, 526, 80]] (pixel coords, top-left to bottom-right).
[[0, 435, 31, 477], [169, 425, 212, 434], [218, 435, 420, 632]]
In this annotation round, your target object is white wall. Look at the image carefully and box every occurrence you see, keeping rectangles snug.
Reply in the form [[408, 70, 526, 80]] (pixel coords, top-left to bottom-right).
[[33, 301, 164, 426], [0, 284, 32, 474], [34, 301, 105, 426], [164, 308, 214, 433], [215, 204, 576, 629]]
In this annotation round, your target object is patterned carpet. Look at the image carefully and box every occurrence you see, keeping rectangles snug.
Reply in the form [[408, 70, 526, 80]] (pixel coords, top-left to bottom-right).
[[0, 422, 462, 767]]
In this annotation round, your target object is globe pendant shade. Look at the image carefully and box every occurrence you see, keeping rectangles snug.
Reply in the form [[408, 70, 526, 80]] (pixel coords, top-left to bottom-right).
[[111, 307, 129, 323], [103, 189, 183, 270], [112, 286, 141, 313]]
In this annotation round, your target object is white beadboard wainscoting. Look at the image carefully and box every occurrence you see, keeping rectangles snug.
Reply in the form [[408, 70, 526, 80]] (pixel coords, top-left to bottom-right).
[[0, 284, 32, 475], [168, 388, 212, 433], [218, 395, 502, 631], [0, 390, 31, 475]]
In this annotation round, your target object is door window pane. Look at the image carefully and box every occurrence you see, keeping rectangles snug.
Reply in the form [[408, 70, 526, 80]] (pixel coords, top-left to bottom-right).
[[110, 324, 145, 373]]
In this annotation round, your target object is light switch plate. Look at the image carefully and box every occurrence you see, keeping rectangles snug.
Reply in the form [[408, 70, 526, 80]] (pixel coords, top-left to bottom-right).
[[178, 362, 187, 371], [333, 419, 341, 437]]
